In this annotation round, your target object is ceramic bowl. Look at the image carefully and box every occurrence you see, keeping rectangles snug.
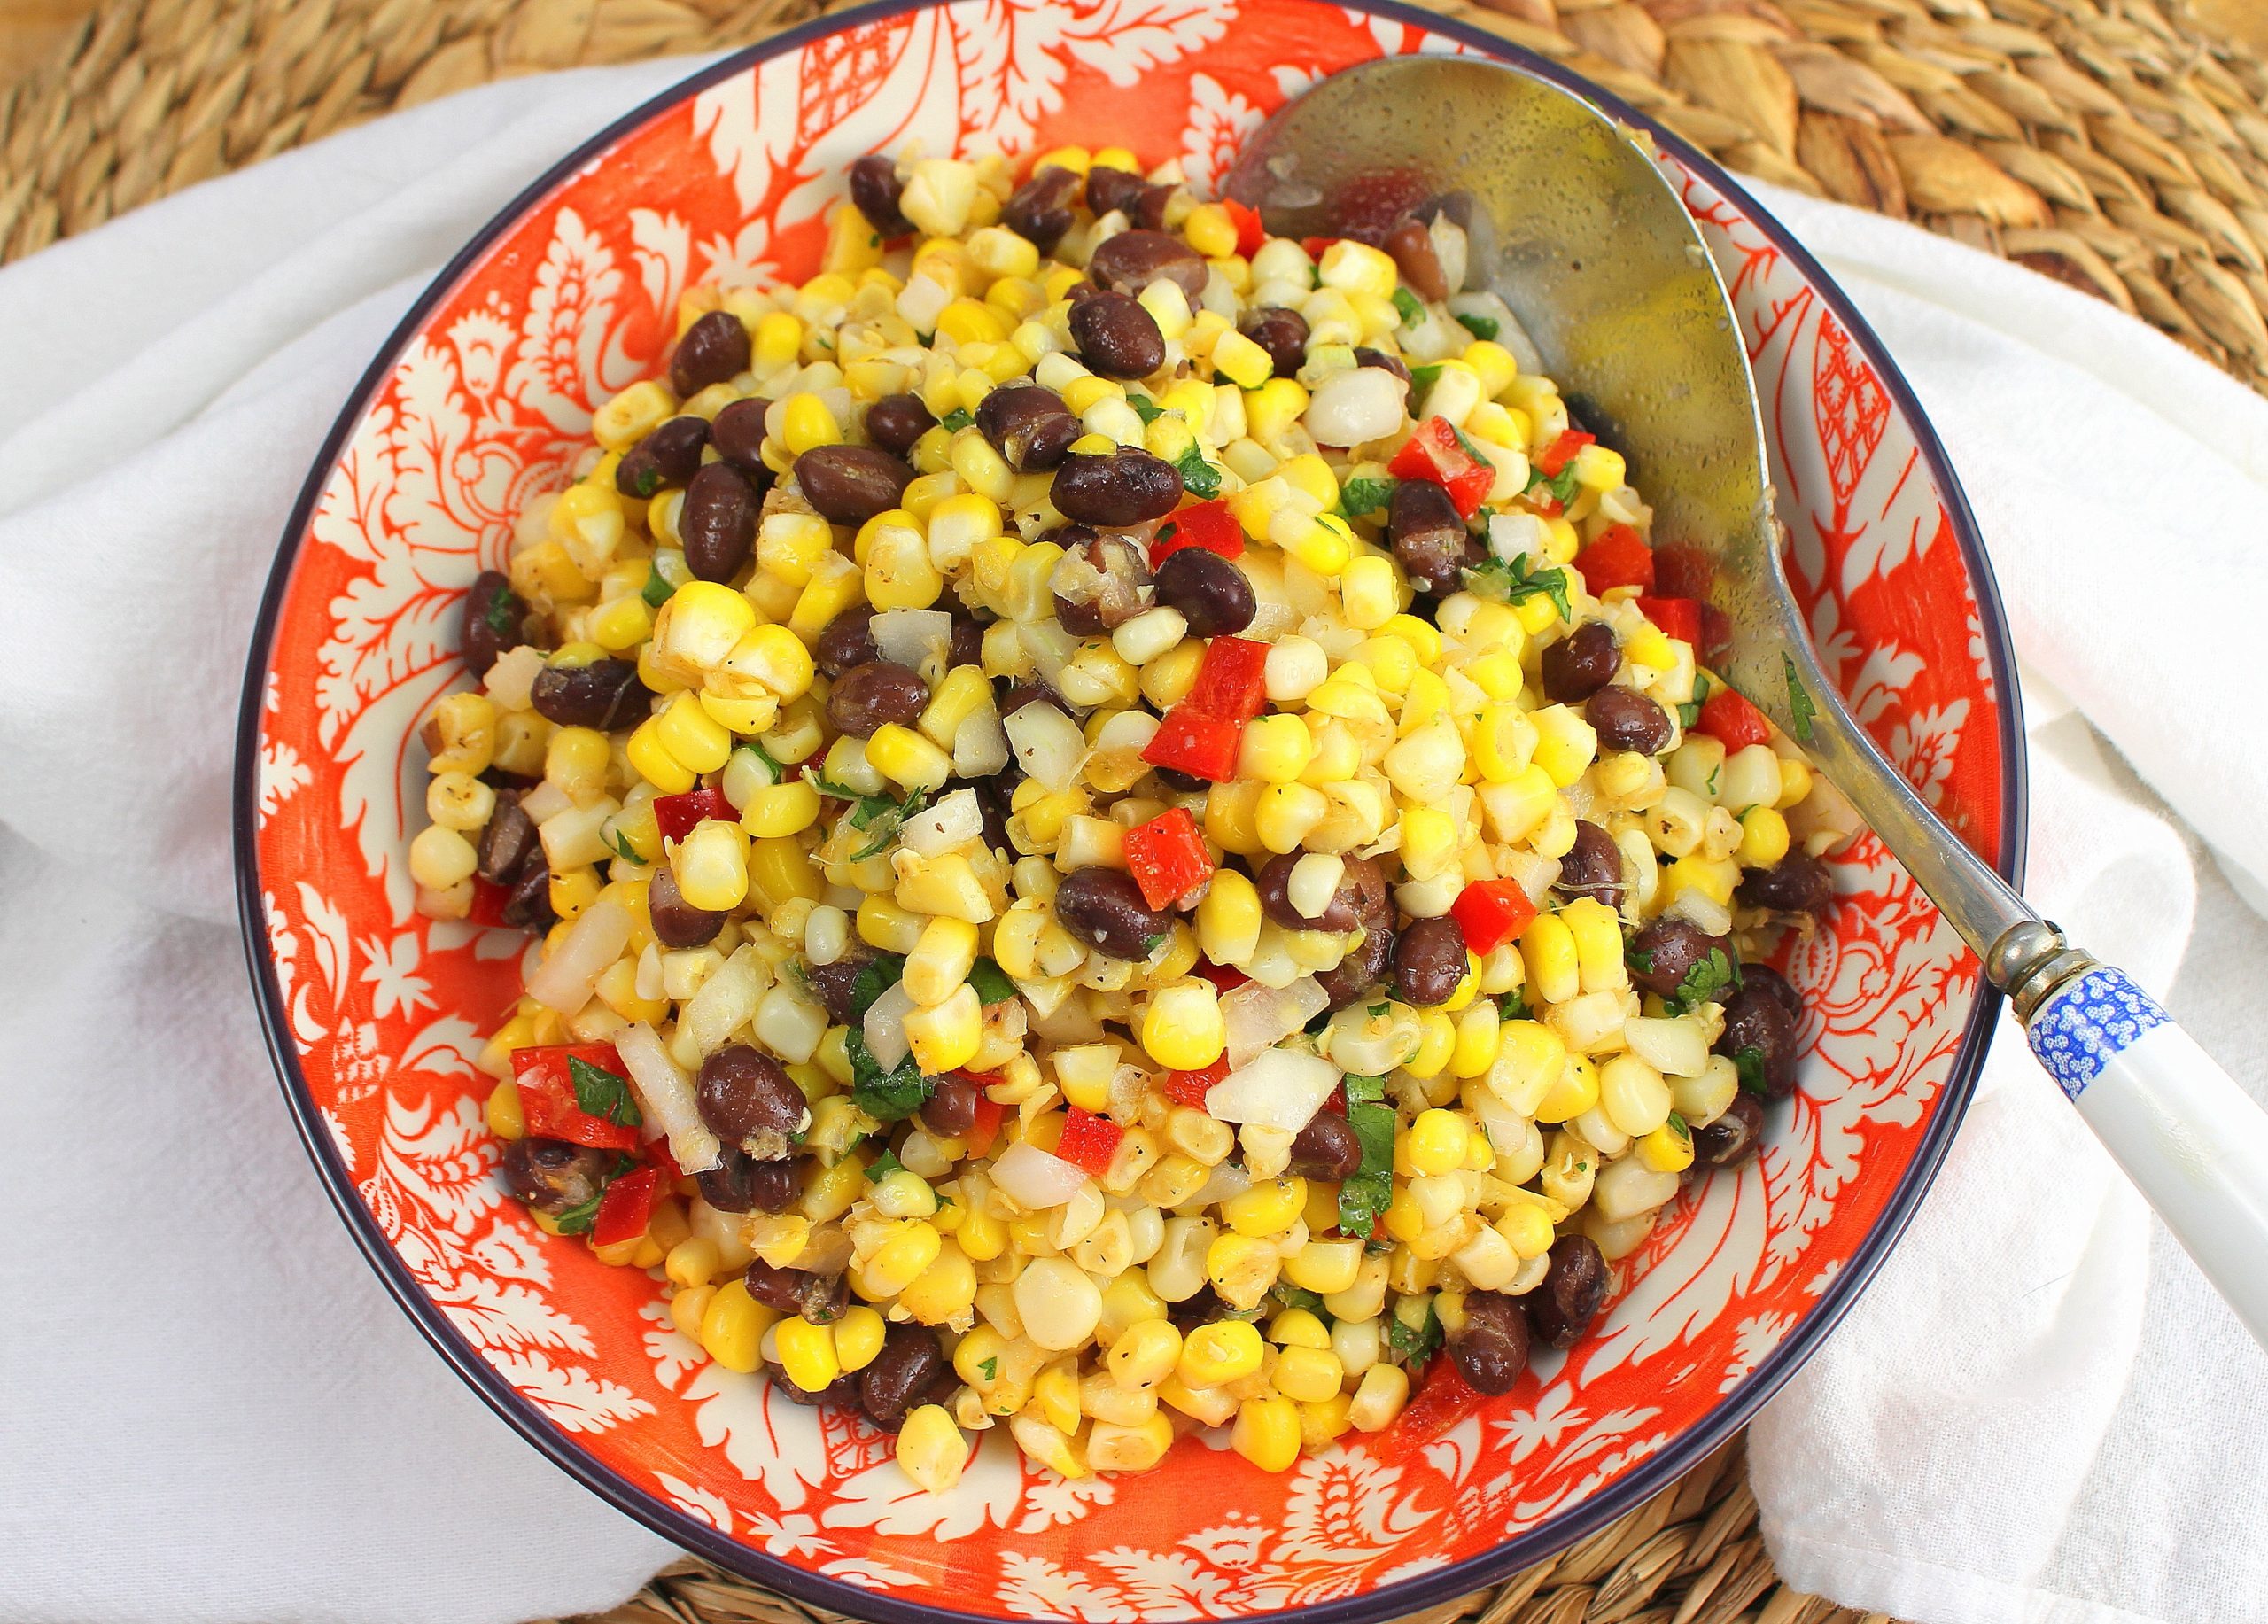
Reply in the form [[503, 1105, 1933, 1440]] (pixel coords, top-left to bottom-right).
[[237, 1, 2024, 1617]]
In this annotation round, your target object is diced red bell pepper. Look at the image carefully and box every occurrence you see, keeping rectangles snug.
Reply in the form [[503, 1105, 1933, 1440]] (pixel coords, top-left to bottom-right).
[[654, 784, 734, 843], [1573, 524, 1656, 594], [1183, 635, 1270, 722], [1652, 545, 1714, 602], [1163, 1055, 1231, 1110], [1149, 500, 1245, 567], [1123, 806, 1213, 911], [590, 1166, 660, 1248], [1534, 429, 1595, 478], [1223, 197, 1266, 260], [1192, 959, 1248, 994], [1635, 595, 1701, 647], [1697, 687, 1773, 751], [965, 1093, 1006, 1158], [1700, 602, 1732, 657], [1387, 416, 1493, 518], [1056, 1108, 1124, 1177], [1393, 1361, 1490, 1446], [468, 877, 512, 928], [510, 1043, 641, 1152], [1301, 236, 1339, 259], [1449, 879, 1538, 957], [1142, 707, 1243, 782], [646, 1134, 684, 1183]]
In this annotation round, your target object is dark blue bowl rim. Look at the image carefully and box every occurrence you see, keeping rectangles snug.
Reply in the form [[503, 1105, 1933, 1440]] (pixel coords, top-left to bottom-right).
[[233, 3, 2028, 1618]]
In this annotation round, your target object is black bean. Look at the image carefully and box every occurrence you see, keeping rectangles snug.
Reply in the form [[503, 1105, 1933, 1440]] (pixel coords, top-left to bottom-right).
[[849, 153, 912, 237], [859, 1324, 948, 1431], [615, 415, 711, 497], [475, 792, 538, 885], [1286, 1112, 1364, 1180], [647, 866, 725, 950], [1388, 479, 1473, 596], [1692, 1092, 1766, 1167], [1167, 1284, 1232, 1325], [1314, 916, 1393, 1011], [1556, 820, 1626, 912], [1587, 685, 1674, 755], [865, 392, 937, 458], [1154, 765, 1209, 794], [1053, 867, 1172, 961], [501, 846, 554, 931], [1627, 917, 1729, 1000], [976, 382, 1081, 472], [1002, 166, 1083, 254], [949, 609, 986, 671], [1447, 1290, 1530, 1395], [708, 397, 773, 477], [1070, 290, 1166, 379], [500, 1138, 611, 1215], [1715, 984, 1799, 1100], [680, 462, 759, 582], [1384, 216, 1449, 303], [1084, 165, 1148, 220], [796, 445, 914, 524], [463, 571, 529, 676], [1239, 307, 1309, 378], [801, 947, 876, 1025], [1354, 346, 1410, 382], [745, 1259, 849, 1323], [529, 657, 647, 730], [1152, 548, 1254, 636], [1254, 851, 1377, 931], [1738, 851, 1835, 921], [999, 683, 1067, 718], [814, 604, 880, 678], [695, 1045, 809, 1149], [1741, 963, 1804, 1020], [827, 660, 929, 737], [1393, 915, 1469, 1006], [1086, 229, 1207, 301], [1524, 1235, 1610, 1350], [769, 1364, 861, 1406], [671, 310, 750, 398], [1051, 449, 1182, 526], [920, 1074, 981, 1138], [699, 1148, 803, 1214], [1541, 621, 1619, 703], [1050, 528, 1152, 635]]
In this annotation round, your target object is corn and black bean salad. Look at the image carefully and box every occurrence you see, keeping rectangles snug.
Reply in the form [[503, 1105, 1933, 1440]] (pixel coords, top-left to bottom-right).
[[409, 141, 1843, 1494]]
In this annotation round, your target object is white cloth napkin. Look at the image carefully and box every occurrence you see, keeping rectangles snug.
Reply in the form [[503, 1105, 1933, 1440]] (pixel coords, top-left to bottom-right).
[[2, 54, 2265, 1624]]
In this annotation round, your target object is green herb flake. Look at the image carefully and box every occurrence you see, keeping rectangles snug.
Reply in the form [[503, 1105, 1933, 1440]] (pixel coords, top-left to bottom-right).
[[865, 1149, 905, 1183], [846, 1029, 934, 1123], [1668, 946, 1739, 1016], [1466, 551, 1572, 624], [1734, 1045, 1770, 1095], [1388, 1303, 1443, 1364], [1343, 1073, 1387, 1104], [1174, 443, 1222, 500], [551, 1187, 606, 1236], [968, 957, 1019, 1005], [1526, 462, 1582, 508], [1337, 1094, 1397, 1243], [850, 787, 932, 861], [1391, 286, 1425, 326], [1666, 1112, 1692, 1148], [736, 740, 786, 784], [1497, 988, 1532, 1022], [568, 1054, 641, 1128], [1336, 476, 1397, 519], [940, 408, 975, 432], [847, 952, 906, 1022], [607, 829, 647, 866], [979, 1356, 999, 1381], [482, 587, 522, 638], [1128, 393, 1167, 424], [1784, 655, 1819, 743], [1450, 422, 1494, 469], [1454, 310, 1500, 342], [641, 569, 676, 609], [1270, 1284, 1329, 1317], [1408, 363, 1445, 397]]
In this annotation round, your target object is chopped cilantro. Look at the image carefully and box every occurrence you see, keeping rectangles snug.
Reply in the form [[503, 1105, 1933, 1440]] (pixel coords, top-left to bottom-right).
[[1391, 286, 1425, 326], [1336, 476, 1397, 519], [1665, 1112, 1692, 1149], [1388, 1303, 1443, 1364], [1625, 944, 1656, 977], [1128, 393, 1167, 423], [1668, 947, 1739, 1016], [1707, 765, 1720, 797], [865, 1149, 905, 1183], [846, 1030, 933, 1122], [1785, 654, 1818, 743], [607, 829, 647, 866], [968, 957, 1018, 1005], [1408, 363, 1444, 397], [1467, 551, 1572, 624], [1450, 422, 1493, 468], [1369, 1001, 1390, 1018], [551, 1186, 605, 1236], [1497, 988, 1531, 1022], [1304, 1006, 1335, 1036], [735, 740, 786, 784], [641, 569, 675, 609], [1174, 443, 1222, 500], [1454, 310, 1500, 341], [979, 1356, 999, 1380], [847, 787, 932, 861], [1143, 932, 1169, 959], [1343, 1073, 1386, 1104], [1678, 672, 1711, 730], [568, 1055, 641, 1128], [847, 953, 906, 1021], [1734, 1045, 1770, 1095], [940, 408, 975, 432], [1526, 462, 1583, 508], [1338, 1096, 1397, 1242], [1271, 1284, 1329, 1317]]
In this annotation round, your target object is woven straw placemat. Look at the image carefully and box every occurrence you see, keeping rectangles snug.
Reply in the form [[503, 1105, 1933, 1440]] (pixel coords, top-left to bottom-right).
[[3, 1, 2247, 1620]]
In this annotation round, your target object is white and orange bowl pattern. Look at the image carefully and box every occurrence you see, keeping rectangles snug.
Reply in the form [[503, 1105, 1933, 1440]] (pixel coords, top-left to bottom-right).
[[233, 1, 2026, 1617]]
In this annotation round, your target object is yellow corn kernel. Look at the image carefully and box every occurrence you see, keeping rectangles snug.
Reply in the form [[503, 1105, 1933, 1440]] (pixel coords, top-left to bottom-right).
[[1231, 1395, 1301, 1472], [830, 1304, 887, 1374], [665, 1236, 722, 1290], [1223, 1177, 1308, 1238], [1141, 979, 1226, 1071], [1348, 1363, 1409, 1432], [1340, 555, 1399, 630], [1462, 338, 1518, 398], [751, 310, 802, 369], [749, 835, 821, 905], [1210, 327, 1275, 390], [1178, 1318, 1264, 1388], [1572, 441, 1627, 492], [1107, 1319, 1184, 1391], [1235, 712, 1314, 786], [1203, 780, 1264, 857], [781, 392, 842, 455], [905, 915, 981, 1006], [866, 723, 953, 792], [485, 1079, 525, 1140], [1498, 1201, 1557, 1260], [1537, 1053, 1600, 1124], [773, 1316, 841, 1392], [905, 984, 983, 1074], [1206, 1232, 1281, 1309], [593, 379, 675, 450], [1775, 757, 1814, 810], [1449, 1002, 1503, 1078], [1636, 1115, 1697, 1174], [1269, 1308, 1332, 1350], [1737, 804, 1791, 868], [736, 777, 819, 839], [674, 820, 750, 912], [1406, 1108, 1471, 1177], [547, 866, 601, 921], [1254, 782, 1328, 854], [1521, 913, 1580, 1006], [1529, 704, 1598, 788], [1194, 867, 1262, 967], [1661, 853, 1738, 911], [1284, 1236, 1363, 1296], [1272, 1344, 1344, 1404], [626, 719, 695, 795], [1561, 897, 1628, 994], [656, 690, 732, 773], [956, 1201, 1007, 1263], [899, 1245, 980, 1324], [1279, 511, 1354, 575], [896, 1404, 967, 1494], [949, 431, 1016, 503], [697, 1280, 773, 1374]]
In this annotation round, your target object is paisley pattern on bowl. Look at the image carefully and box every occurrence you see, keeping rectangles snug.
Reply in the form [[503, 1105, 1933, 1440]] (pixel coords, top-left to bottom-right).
[[236, 1, 2024, 1618]]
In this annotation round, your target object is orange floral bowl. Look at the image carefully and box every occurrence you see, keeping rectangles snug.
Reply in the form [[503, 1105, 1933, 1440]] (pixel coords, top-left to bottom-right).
[[235, 0, 2024, 1617]]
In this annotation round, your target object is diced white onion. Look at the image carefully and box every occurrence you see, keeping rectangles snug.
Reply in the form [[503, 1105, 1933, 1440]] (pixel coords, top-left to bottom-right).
[[1429, 214, 1469, 297], [613, 1020, 722, 1172], [517, 781, 571, 825], [634, 942, 665, 1004], [1302, 366, 1407, 447], [872, 608, 953, 675], [903, 788, 983, 857], [1592, 1154, 1683, 1223], [1222, 975, 1331, 1068], [1487, 510, 1550, 565], [991, 1141, 1095, 1209], [1625, 1015, 1712, 1077], [1182, 1160, 1252, 1210], [1205, 1046, 1342, 1132], [952, 703, 1011, 779], [481, 645, 545, 711], [1017, 619, 1079, 686], [865, 981, 914, 1070], [525, 897, 630, 1014], [680, 943, 768, 1057], [1004, 702, 1087, 792], [1663, 886, 1735, 939]]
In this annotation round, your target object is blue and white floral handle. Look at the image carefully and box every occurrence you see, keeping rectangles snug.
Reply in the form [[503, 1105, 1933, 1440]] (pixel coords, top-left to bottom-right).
[[2015, 952, 2268, 1346]]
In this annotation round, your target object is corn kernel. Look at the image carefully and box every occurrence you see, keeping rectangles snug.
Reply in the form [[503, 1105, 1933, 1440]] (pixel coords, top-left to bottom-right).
[[1231, 1395, 1301, 1471]]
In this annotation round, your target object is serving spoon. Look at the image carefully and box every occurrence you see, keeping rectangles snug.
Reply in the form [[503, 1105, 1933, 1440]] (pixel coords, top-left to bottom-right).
[[1223, 54, 2268, 1345]]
